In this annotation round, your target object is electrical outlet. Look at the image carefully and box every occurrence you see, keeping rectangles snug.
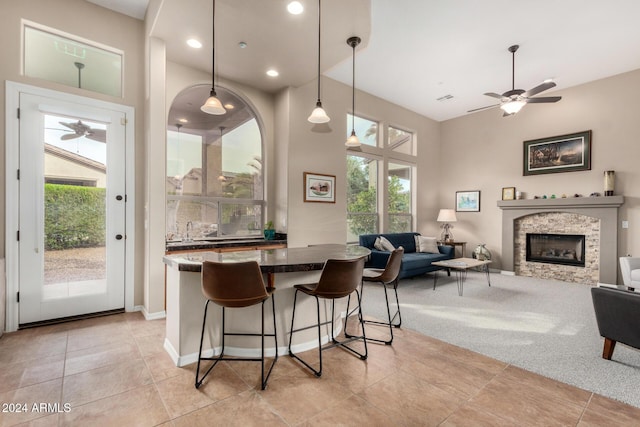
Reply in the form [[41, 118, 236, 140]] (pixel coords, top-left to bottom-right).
[[622, 220, 629, 229]]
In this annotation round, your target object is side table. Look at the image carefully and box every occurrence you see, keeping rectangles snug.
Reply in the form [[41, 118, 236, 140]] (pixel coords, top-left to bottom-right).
[[438, 241, 466, 258]]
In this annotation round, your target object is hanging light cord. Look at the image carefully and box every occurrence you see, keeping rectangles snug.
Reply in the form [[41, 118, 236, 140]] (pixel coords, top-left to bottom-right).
[[351, 40, 356, 132], [211, 0, 216, 93], [315, 0, 322, 104]]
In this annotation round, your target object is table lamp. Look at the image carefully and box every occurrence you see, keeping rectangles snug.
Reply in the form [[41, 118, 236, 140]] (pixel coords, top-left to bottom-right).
[[437, 209, 457, 242]]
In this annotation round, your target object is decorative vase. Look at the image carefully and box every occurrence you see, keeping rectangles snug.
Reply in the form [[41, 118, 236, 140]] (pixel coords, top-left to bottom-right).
[[604, 170, 615, 196], [473, 243, 492, 261]]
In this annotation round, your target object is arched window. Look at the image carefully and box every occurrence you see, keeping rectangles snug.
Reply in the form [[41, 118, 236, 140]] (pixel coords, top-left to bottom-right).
[[166, 85, 264, 240]]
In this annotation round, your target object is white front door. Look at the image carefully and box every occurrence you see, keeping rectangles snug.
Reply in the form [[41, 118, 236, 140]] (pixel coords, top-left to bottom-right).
[[18, 93, 127, 325]]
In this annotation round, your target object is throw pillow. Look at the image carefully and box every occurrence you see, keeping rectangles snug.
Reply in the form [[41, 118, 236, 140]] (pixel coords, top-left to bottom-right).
[[373, 237, 384, 251], [379, 236, 396, 251], [415, 235, 439, 254]]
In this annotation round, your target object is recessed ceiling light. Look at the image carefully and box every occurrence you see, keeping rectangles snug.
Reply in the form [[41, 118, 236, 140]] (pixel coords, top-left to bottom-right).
[[543, 78, 555, 83], [224, 103, 235, 110], [187, 39, 202, 49], [238, 41, 247, 49], [287, 1, 303, 15], [178, 118, 188, 123], [266, 69, 279, 77]]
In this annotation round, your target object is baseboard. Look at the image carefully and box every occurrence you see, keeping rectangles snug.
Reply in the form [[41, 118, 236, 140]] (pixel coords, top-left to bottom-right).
[[500, 270, 516, 276], [139, 306, 166, 320]]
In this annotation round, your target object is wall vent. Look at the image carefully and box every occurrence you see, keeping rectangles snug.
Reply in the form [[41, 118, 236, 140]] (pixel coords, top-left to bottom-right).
[[437, 94, 454, 101]]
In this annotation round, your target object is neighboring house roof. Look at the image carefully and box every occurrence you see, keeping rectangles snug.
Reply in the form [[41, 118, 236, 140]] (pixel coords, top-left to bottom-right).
[[44, 143, 106, 174]]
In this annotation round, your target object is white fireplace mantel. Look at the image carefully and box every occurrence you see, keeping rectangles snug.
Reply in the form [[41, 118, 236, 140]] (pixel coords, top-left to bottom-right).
[[498, 196, 624, 285]]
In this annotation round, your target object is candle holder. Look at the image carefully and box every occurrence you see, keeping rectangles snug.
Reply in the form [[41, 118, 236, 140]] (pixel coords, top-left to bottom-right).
[[604, 170, 615, 196]]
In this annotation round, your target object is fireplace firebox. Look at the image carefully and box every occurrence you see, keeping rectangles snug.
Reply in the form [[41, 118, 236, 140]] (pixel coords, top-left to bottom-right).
[[526, 233, 586, 267]]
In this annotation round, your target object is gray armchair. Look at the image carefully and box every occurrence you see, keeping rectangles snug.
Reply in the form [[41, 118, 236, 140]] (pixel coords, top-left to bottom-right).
[[619, 257, 640, 290], [591, 286, 640, 360]]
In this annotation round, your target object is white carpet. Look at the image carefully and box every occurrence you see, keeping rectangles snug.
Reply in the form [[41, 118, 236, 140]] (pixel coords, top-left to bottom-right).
[[361, 270, 640, 408]]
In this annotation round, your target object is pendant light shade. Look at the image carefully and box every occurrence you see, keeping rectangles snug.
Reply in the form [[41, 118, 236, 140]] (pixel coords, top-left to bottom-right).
[[345, 36, 361, 147], [308, 0, 329, 123], [201, 0, 226, 115]]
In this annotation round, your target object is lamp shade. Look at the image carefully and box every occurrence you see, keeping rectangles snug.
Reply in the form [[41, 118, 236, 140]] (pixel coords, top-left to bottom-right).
[[308, 103, 330, 123], [500, 99, 526, 115], [437, 209, 457, 222], [201, 90, 226, 115], [345, 130, 360, 147]]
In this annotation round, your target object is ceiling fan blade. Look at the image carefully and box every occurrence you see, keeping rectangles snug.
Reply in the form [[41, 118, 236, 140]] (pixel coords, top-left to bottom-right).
[[483, 92, 505, 100], [467, 104, 499, 113], [523, 81, 556, 97], [526, 96, 562, 104], [60, 133, 81, 140], [86, 129, 107, 142]]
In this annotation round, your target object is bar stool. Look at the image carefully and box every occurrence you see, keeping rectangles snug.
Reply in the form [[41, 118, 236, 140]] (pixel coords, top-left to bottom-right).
[[195, 260, 278, 390], [349, 247, 404, 345], [288, 257, 367, 377]]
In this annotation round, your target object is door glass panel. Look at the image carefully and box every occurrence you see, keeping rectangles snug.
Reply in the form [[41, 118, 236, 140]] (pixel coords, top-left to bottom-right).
[[43, 114, 107, 299]]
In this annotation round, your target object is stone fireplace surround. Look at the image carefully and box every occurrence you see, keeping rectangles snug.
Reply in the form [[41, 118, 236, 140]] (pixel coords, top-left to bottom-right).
[[498, 196, 624, 285]]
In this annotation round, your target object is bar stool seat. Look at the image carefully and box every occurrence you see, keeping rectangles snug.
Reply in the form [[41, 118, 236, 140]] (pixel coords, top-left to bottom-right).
[[352, 247, 404, 345], [288, 257, 367, 377], [195, 260, 278, 390]]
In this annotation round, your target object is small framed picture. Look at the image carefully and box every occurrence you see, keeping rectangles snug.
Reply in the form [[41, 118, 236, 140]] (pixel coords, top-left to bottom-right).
[[502, 187, 516, 200], [303, 172, 336, 203], [456, 190, 481, 212]]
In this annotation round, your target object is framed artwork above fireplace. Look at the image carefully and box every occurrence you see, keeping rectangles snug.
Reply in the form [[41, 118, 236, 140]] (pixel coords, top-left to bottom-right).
[[523, 130, 592, 176]]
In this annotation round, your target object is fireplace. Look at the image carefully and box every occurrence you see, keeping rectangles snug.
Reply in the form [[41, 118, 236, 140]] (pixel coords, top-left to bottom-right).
[[526, 233, 585, 267]]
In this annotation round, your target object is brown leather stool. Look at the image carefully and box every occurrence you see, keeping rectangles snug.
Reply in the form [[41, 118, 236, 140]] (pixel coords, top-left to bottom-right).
[[195, 260, 278, 390], [349, 247, 404, 345], [288, 257, 367, 377]]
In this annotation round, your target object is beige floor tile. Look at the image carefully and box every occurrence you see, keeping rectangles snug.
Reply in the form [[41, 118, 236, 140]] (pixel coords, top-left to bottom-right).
[[60, 384, 170, 427], [578, 394, 640, 426], [439, 402, 517, 427], [64, 341, 142, 376], [172, 390, 286, 426], [62, 358, 153, 407], [144, 351, 187, 383], [0, 353, 65, 394], [155, 364, 249, 419], [358, 368, 463, 426], [0, 379, 62, 427], [300, 394, 396, 427]]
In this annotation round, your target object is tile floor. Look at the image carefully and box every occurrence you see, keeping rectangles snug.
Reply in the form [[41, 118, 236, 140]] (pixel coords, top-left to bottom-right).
[[1, 312, 639, 426]]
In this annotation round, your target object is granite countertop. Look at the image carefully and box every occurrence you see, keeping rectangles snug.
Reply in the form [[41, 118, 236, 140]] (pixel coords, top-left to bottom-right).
[[163, 244, 371, 273], [166, 237, 286, 252]]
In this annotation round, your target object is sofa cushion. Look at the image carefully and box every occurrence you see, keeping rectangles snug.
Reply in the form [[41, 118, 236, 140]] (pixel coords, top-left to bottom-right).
[[415, 235, 439, 253], [401, 252, 450, 271], [631, 269, 640, 282], [379, 236, 395, 251]]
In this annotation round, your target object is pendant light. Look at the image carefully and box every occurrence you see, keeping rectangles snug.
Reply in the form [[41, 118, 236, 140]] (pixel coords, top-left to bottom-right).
[[307, 0, 330, 123], [345, 36, 361, 147], [201, 0, 226, 115]]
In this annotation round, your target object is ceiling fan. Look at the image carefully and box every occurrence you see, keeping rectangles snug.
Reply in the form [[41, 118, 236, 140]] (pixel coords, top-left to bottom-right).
[[468, 44, 562, 116], [59, 120, 106, 142]]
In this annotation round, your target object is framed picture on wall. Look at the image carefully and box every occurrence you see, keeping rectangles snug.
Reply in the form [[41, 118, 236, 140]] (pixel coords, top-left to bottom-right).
[[523, 130, 592, 176], [303, 172, 336, 203], [456, 190, 481, 212], [502, 187, 515, 200]]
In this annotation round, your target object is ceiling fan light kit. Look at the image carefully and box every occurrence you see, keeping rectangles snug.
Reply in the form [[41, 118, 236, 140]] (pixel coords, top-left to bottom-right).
[[469, 44, 562, 116], [201, 0, 226, 115], [308, 0, 330, 123]]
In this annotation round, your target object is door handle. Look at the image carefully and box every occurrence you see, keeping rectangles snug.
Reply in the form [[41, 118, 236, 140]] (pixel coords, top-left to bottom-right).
[[116, 195, 123, 201], [115, 234, 123, 240]]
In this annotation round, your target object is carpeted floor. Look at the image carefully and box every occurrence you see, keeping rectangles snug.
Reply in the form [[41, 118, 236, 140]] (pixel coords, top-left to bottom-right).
[[360, 270, 640, 408]]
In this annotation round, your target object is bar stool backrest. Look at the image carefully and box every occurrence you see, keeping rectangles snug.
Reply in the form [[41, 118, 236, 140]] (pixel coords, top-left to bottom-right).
[[313, 257, 365, 299], [201, 261, 269, 308], [377, 247, 404, 283]]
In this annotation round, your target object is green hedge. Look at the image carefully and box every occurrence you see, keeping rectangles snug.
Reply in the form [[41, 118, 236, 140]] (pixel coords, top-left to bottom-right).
[[44, 184, 106, 250]]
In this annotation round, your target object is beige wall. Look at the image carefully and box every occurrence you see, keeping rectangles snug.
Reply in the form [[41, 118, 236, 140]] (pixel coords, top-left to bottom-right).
[[284, 76, 441, 248], [439, 69, 640, 272], [0, 0, 145, 298]]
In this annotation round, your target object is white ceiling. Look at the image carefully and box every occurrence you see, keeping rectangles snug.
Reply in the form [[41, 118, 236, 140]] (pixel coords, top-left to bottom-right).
[[89, 0, 640, 122]]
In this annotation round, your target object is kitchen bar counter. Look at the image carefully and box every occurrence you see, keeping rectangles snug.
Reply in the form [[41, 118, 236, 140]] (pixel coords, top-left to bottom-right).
[[162, 244, 370, 366], [165, 237, 286, 252]]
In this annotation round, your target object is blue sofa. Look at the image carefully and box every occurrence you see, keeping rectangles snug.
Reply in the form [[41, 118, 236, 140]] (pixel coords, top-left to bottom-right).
[[359, 232, 454, 279]]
